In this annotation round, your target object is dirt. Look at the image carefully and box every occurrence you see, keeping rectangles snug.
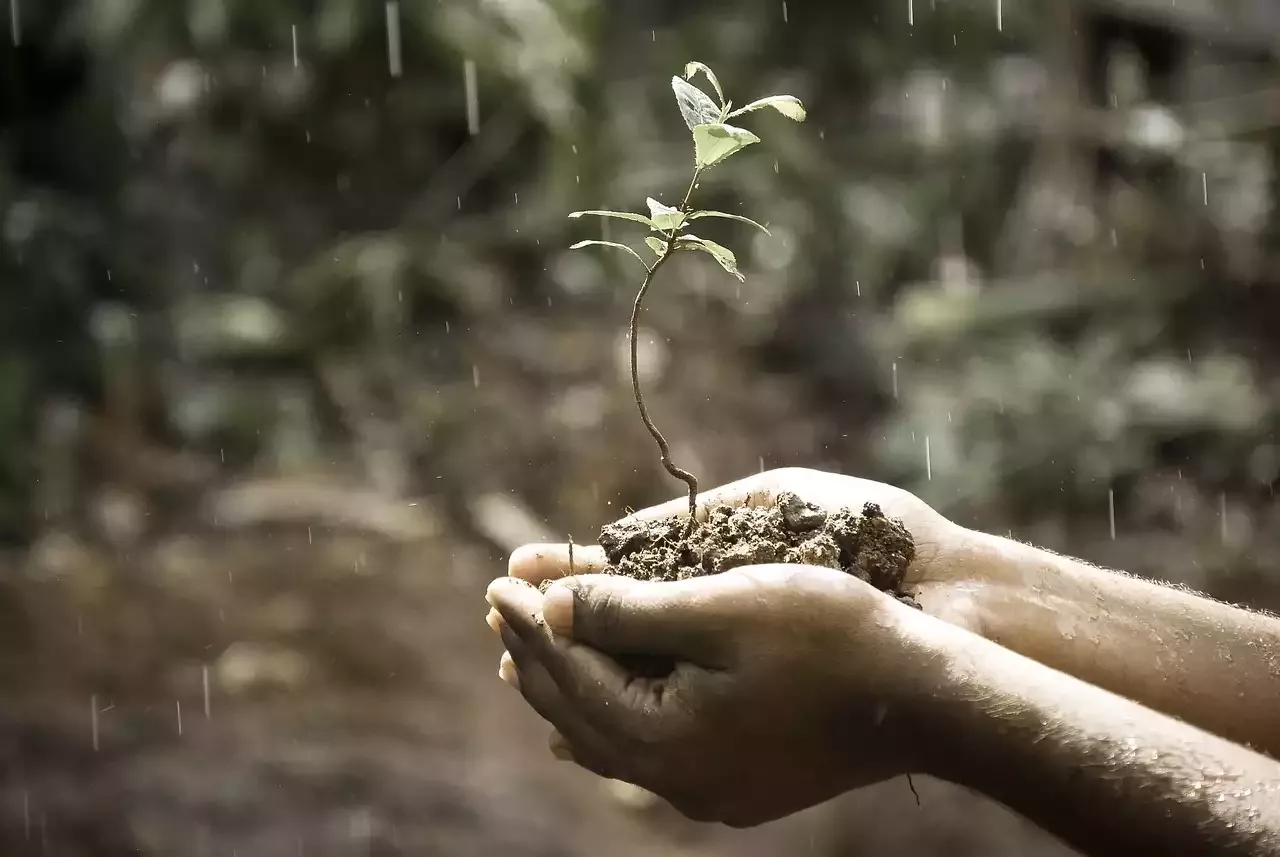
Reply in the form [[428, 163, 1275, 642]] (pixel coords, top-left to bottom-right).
[[584, 492, 917, 600]]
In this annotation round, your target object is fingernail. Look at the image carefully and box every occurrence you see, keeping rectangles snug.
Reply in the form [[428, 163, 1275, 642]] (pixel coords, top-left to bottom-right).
[[542, 584, 574, 636], [485, 577, 511, 608], [498, 653, 519, 689], [485, 609, 502, 635]]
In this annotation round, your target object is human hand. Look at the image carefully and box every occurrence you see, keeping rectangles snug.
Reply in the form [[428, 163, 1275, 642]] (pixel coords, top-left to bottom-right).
[[485, 564, 940, 827], [501, 468, 997, 632]]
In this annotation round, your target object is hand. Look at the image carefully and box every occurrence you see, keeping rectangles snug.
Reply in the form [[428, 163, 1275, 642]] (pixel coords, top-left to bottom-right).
[[503, 468, 995, 632], [485, 564, 938, 827]]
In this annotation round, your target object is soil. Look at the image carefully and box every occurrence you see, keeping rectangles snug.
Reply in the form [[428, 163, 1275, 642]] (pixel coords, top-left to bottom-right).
[[586, 492, 917, 600]]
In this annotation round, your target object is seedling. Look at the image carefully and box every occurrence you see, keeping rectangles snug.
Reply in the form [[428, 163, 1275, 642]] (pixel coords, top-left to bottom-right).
[[569, 62, 807, 534]]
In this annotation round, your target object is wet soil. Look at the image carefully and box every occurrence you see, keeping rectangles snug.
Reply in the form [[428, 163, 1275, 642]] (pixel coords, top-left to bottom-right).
[[594, 492, 917, 600]]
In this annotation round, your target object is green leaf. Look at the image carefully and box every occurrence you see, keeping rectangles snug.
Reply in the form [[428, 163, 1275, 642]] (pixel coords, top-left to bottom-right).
[[728, 94, 807, 122], [645, 237, 667, 256], [692, 123, 761, 169], [645, 197, 686, 232], [683, 62, 724, 105], [568, 210, 656, 227], [671, 77, 722, 131], [677, 234, 744, 281], [569, 240, 649, 270], [688, 210, 771, 235]]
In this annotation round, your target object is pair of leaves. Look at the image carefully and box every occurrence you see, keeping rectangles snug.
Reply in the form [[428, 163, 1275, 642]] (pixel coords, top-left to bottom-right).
[[571, 233, 743, 282], [568, 62, 804, 282], [672, 72, 807, 169], [569, 201, 769, 236], [674, 63, 807, 124]]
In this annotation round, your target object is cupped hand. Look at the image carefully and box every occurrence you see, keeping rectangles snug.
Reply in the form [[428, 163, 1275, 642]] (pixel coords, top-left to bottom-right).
[[502, 468, 994, 632], [485, 564, 939, 827]]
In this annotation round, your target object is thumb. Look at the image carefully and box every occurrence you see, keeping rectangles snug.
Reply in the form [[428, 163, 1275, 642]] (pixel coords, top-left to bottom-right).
[[543, 574, 729, 662]]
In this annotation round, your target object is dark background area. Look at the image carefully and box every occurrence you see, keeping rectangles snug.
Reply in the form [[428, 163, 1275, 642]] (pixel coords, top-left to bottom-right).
[[1, 1, 1278, 854]]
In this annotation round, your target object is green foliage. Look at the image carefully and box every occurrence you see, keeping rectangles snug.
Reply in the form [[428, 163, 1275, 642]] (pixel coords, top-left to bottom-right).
[[676, 235, 743, 281], [567, 61, 807, 518], [692, 123, 761, 169], [568, 240, 648, 269], [569, 60, 805, 278]]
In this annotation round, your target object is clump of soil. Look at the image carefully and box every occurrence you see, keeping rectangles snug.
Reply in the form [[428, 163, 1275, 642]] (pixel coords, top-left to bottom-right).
[[593, 492, 917, 601]]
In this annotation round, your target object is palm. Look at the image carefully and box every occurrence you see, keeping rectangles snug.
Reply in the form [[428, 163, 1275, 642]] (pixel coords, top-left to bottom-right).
[[509, 468, 986, 629]]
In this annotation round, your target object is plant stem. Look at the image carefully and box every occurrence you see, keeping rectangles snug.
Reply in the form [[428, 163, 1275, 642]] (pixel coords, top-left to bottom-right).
[[629, 168, 704, 534]]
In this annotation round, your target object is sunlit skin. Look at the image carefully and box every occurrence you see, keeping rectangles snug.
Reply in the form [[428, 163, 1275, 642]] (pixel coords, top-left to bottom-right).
[[485, 468, 1280, 856]]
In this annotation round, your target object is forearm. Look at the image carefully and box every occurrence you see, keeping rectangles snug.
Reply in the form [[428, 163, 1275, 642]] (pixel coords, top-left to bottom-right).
[[953, 527, 1280, 757], [905, 615, 1280, 857]]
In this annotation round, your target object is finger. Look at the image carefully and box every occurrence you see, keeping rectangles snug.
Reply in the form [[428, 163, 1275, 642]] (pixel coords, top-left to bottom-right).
[[490, 578, 663, 738], [541, 574, 733, 664], [622, 471, 779, 525], [499, 624, 619, 775], [498, 650, 519, 689], [547, 724, 620, 781], [508, 543, 609, 587]]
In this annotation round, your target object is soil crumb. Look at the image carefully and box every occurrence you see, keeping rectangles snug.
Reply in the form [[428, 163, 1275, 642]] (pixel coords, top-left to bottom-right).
[[591, 492, 917, 600]]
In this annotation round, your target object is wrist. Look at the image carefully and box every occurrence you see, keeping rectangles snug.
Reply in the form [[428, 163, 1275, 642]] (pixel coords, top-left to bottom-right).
[[847, 595, 977, 780]]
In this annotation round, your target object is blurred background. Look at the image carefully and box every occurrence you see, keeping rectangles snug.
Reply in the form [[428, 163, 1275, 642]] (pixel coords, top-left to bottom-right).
[[2, 0, 1279, 854]]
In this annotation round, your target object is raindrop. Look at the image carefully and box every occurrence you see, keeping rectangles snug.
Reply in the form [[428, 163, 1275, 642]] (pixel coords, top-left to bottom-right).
[[464, 59, 480, 135], [1220, 492, 1228, 543], [291, 24, 299, 67], [782, 1, 789, 23], [759, 456, 765, 473], [514, 192, 519, 204], [908, 0, 914, 25], [90, 694, 100, 751], [924, 436, 932, 480], [202, 664, 211, 719], [891, 362, 899, 398], [1108, 489, 1116, 540], [1202, 172, 1208, 205], [386, 1, 403, 78], [445, 320, 451, 333], [996, 0, 1002, 31], [176, 700, 183, 736], [9, 0, 19, 46], [473, 365, 481, 388]]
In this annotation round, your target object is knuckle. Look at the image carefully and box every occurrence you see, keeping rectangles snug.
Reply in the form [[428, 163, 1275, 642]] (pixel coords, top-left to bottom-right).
[[589, 587, 624, 641]]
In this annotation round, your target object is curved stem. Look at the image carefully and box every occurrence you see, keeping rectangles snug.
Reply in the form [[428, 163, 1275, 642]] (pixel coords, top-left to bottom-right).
[[629, 169, 704, 535]]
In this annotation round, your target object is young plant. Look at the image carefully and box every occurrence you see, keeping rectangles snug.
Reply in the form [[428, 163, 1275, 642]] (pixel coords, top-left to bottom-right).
[[568, 62, 807, 533]]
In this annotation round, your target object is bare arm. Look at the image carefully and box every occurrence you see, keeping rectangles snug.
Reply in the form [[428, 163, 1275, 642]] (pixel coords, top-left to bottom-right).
[[910, 612, 1280, 857], [927, 528, 1280, 758]]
